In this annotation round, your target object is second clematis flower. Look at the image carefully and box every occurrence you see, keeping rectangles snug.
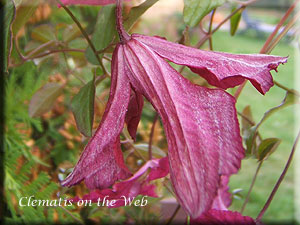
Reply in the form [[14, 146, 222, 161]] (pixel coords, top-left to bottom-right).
[[61, 0, 287, 219]]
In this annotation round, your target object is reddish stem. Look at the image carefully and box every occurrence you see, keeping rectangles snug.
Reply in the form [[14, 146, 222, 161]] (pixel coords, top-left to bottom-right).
[[260, 0, 299, 54], [208, 9, 216, 51], [116, 0, 130, 43], [234, 0, 298, 99]]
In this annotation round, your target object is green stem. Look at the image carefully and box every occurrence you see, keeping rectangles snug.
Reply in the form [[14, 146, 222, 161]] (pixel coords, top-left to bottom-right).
[[256, 129, 300, 222], [208, 9, 216, 51], [274, 80, 300, 97], [56, 0, 107, 74], [165, 205, 181, 225], [9, 48, 85, 67], [237, 111, 255, 126], [240, 160, 263, 213]]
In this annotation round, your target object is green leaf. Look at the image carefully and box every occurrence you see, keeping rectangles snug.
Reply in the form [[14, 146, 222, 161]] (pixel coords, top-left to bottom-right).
[[2, 0, 16, 72], [183, 0, 226, 27], [123, 0, 159, 31], [257, 138, 281, 161], [230, 7, 243, 36], [92, 67, 104, 77], [241, 105, 254, 132], [71, 78, 95, 137], [29, 83, 64, 117], [31, 24, 57, 43], [241, 106, 257, 156], [63, 23, 82, 43], [85, 5, 117, 65], [134, 143, 167, 159], [244, 126, 257, 156], [12, 0, 39, 35], [255, 91, 299, 131]]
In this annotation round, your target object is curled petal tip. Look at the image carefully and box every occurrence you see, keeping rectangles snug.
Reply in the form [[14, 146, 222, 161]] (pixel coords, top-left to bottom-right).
[[133, 34, 287, 95]]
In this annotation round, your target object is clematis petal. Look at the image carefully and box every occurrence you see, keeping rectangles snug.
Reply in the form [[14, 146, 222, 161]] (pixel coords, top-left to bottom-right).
[[60, 0, 130, 6], [72, 157, 169, 207], [122, 39, 244, 218], [212, 176, 232, 210], [190, 209, 256, 225], [133, 34, 287, 94], [61, 45, 131, 189], [147, 156, 169, 181], [125, 89, 144, 141]]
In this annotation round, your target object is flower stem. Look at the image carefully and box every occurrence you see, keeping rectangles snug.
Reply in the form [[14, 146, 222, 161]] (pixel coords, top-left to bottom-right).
[[116, 0, 130, 43], [256, 129, 300, 222], [274, 80, 300, 97], [165, 204, 181, 225], [265, 10, 300, 54], [148, 113, 159, 160], [240, 160, 263, 213], [208, 9, 216, 51], [260, 0, 299, 54]]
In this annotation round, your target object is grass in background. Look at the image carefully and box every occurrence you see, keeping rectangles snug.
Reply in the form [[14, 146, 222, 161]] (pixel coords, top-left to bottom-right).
[[210, 30, 295, 222]]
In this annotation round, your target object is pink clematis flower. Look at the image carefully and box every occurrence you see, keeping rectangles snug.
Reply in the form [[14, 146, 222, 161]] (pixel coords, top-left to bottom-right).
[[71, 157, 169, 207], [191, 209, 256, 225], [211, 176, 232, 211], [62, 0, 287, 219]]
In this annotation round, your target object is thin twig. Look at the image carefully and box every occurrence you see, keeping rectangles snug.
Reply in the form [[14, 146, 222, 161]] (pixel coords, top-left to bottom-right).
[[256, 129, 300, 222], [237, 111, 255, 126], [260, 0, 299, 54], [56, 0, 107, 74], [9, 48, 85, 67], [265, 10, 300, 54], [121, 131, 147, 161], [27, 48, 85, 60], [208, 9, 216, 51], [274, 80, 300, 97], [166, 205, 181, 225], [240, 160, 263, 213], [234, 81, 247, 99], [102, 55, 112, 62], [26, 40, 56, 59], [163, 180, 176, 197]]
